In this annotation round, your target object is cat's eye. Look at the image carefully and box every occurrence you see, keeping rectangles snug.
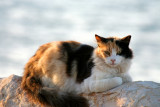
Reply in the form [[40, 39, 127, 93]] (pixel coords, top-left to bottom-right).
[[104, 51, 110, 56], [116, 51, 121, 55]]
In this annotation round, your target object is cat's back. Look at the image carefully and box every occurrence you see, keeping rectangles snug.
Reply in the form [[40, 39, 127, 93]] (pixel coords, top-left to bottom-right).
[[33, 41, 94, 66], [28, 40, 94, 82], [33, 41, 81, 62]]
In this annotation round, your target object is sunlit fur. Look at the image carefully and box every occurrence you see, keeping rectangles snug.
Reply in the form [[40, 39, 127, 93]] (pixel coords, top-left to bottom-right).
[[21, 35, 133, 107], [81, 35, 133, 93], [96, 40, 122, 66], [95, 37, 131, 67]]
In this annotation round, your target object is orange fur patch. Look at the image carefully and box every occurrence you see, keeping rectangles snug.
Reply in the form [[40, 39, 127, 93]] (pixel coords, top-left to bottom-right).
[[97, 41, 121, 58]]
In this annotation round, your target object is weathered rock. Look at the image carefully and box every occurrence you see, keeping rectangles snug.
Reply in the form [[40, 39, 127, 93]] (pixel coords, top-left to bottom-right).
[[0, 75, 160, 107], [0, 75, 41, 107]]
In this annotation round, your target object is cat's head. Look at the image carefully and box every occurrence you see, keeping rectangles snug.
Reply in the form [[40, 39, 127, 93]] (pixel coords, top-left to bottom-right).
[[95, 34, 133, 67]]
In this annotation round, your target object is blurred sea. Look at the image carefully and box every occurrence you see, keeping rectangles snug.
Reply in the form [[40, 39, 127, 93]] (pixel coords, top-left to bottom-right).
[[0, 0, 160, 82]]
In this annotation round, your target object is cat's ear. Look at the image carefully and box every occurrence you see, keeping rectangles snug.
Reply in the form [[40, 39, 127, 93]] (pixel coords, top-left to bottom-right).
[[95, 34, 111, 43], [95, 34, 114, 47], [95, 34, 105, 42], [121, 35, 131, 45], [95, 34, 106, 47]]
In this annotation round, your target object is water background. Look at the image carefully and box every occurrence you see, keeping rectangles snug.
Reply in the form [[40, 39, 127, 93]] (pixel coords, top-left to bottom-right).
[[0, 0, 160, 82]]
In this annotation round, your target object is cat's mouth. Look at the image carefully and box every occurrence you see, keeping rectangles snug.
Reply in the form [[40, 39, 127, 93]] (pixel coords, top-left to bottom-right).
[[110, 63, 116, 65], [110, 63, 117, 66], [107, 62, 119, 67], [104, 60, 117, 67]]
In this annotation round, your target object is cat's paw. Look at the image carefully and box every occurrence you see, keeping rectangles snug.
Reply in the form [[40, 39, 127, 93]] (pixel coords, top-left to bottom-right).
[[111, 77, 123, 86], [122, 75, 132, 83]]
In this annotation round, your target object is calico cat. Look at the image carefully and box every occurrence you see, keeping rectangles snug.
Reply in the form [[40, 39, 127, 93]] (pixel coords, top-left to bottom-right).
[[21, 34, 133, 107]]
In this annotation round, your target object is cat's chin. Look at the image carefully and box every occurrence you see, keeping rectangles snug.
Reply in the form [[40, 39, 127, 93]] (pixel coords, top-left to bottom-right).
[[107, 63, 119, 67]]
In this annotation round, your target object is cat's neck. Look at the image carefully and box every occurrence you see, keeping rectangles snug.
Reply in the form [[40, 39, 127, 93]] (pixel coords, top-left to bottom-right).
[[92, 48, 131, 74]]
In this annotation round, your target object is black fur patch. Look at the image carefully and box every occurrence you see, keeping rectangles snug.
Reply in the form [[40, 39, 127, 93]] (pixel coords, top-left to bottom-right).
[[62, 42, 94, 83], [116, 40, 133, 58], [100, 37, 114, 43], [61, 42, 73, 76], [38, 87, 89, 107], [74, 45, 94, 83], [22, 41, 90, 107]]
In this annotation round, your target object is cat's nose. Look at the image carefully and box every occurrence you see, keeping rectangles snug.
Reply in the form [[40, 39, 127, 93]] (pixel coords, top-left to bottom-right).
[[110, 59, 116, 64]]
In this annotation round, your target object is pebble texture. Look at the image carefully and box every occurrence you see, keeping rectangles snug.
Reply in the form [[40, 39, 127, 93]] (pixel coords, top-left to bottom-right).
[[0, 75, 160, 107]]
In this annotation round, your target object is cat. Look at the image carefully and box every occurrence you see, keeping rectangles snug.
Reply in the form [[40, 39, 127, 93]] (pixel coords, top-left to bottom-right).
[[21, 34, 133, 107]]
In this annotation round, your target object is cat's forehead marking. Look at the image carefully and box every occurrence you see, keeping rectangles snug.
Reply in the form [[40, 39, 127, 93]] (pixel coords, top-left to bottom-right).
[[111, 49, 117, 55], [103, 41, 121, 52], [98, 41, 121, 59]]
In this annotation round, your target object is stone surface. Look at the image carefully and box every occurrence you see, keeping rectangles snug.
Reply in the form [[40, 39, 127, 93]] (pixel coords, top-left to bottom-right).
[[0, 75, 41, 107], [1, 75, 160, 107]]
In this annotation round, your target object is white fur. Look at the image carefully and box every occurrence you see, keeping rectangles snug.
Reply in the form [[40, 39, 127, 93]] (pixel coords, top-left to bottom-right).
[[105, 49, 124, 66], [81, 76, 122, 93], [42, 75, 82, 93], [42, 76, 55, 88], [42, 48, 132, 94], [80, 49, 132, 93]]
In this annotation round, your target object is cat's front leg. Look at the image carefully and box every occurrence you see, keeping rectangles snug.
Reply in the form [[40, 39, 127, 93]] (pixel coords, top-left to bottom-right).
[[82, 77, 123, 93], [93, 77, 123, 92], [120, 73, 132, 83]]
